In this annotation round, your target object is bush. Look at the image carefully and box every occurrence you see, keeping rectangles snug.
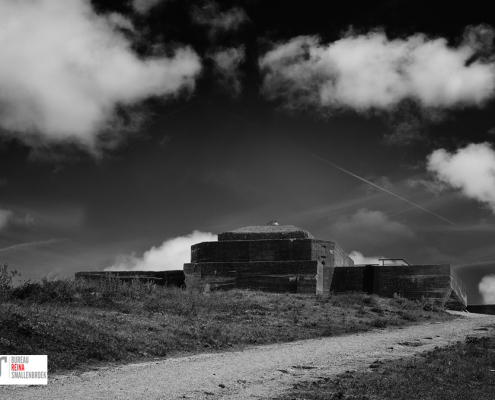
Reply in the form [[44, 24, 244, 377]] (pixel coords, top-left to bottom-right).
[[419, 297, 443, 312], [371, 317, 388, 328], [392, 293, 443, 312], [0, 263, 21, 301], [12, 279, 75, 303]]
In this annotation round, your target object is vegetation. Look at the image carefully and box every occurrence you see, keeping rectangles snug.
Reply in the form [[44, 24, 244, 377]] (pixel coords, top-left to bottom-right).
[[276, 334, 495, 400], [0, 265, 454, 374], [0, 263, 21, 301]]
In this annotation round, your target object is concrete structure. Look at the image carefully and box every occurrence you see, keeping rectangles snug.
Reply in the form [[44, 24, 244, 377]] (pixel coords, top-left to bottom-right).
[[75, 270, 185, 287], [327, 264, 467, 309], [184, 224, 353, 293], [183, 223, 467, 309], [74, 223, 467, 309]]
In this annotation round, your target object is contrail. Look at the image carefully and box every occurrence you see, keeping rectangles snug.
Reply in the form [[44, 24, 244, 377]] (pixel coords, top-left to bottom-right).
[[455, 259, 495, 268], [388, 193, 456, 218], [0, 238, 65, 253], [298, 148, 456, 225], [210, 102, 456, 226]]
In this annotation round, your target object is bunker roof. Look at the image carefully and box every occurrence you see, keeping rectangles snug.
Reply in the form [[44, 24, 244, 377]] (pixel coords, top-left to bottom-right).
[[218, 224, 315, 241]]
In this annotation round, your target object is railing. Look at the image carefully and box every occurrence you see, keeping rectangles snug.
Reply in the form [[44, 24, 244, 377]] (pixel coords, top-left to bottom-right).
[[378, 258, 410, 266], [450, 268, 467, 306]]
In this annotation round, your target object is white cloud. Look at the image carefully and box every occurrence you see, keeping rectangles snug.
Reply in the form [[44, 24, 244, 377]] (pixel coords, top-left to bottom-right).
[[332, 209, 414, 246], [427, 142, 495, 212], [348, 251, 384, 265], [132, 0, 163, 15], [259, 26, 495, 113], [462, 24, 494, 56], [0, 0, 201, 151], [0, 208, 14, 230], [192, 1, 249, 39], [208, 46, 245, 96], [405, 178, 447, 196], [479, 274, 495, 304], [107, 13, 135, 32], [106, 230, 217, 271], [0, 206, 34, 230]]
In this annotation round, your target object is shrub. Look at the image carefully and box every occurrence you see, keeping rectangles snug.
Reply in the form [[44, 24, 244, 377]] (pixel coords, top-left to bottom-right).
[[392, 293, 419, 309], [371, 317, 388, 328], [392, 293, 444, 312], [398, 310, 419, 321], [419, 297, 443, 312], [0, 263, 21, 301]]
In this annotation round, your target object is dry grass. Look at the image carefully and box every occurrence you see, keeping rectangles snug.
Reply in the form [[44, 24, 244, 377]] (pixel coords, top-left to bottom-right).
[[276, 332, 495, 400], [0, 271, 454, 374]]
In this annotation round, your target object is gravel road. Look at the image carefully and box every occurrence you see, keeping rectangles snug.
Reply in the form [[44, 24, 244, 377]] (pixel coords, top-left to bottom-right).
[[2, 311, 494, 400]]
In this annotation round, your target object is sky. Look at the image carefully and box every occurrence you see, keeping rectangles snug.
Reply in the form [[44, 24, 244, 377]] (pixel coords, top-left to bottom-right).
[[1, 0, 495, 304]]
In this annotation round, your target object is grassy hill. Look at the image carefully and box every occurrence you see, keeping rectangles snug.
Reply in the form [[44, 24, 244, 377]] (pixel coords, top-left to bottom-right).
[[0, 264, 454, 374]]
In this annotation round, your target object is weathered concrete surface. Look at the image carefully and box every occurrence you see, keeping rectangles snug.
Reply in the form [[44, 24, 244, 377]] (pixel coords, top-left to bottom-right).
[[315, 243, 355, 295], [192, 239, 352, 264], [329, 266, 374, 293], [218, 225, 314, 241], [320, 264, 467, 309], [3, 313, 494, 400], [373, 265, 467, 308], [186, 233, 354, 294], [75, 271, 185, 287], [184, 261, 317, 293], [191, 239, 315, 263]]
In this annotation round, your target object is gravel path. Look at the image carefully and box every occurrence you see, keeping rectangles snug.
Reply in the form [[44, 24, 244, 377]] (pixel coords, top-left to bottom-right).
[[2, 312, 495, 400]]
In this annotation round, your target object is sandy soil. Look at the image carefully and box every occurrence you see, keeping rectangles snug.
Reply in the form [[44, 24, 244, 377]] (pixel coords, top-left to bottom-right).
[[2, 311, 494, 400]]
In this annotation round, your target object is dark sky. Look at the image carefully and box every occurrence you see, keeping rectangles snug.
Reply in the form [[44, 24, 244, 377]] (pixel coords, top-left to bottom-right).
[[1, 0, 495, 304]]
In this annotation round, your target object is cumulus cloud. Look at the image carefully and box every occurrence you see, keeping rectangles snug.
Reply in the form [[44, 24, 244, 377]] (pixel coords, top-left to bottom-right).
[[0, 206, 34, 230], [107, 13, 135, 32], [332, 209, 414, 246], [0, 0, 201, 151], [462, 24, 495, 57], [479, 274, 495, 304], [106, 230, 217, 271], [259, 26, 495, 113], [0, 208, 14, 229], [132, 0, 163, 15], [208, 46, 246, 96], [427, 142, 495, 212], [405, 178, 447, 196], [348, 251, 384, 265], [192, 1, 249, 40]]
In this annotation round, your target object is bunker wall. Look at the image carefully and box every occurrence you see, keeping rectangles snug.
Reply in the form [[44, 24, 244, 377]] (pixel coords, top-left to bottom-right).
[[319, 264, 466, 307], [75, 271, 185, 287], [184, 261, 318, 293], [373, 264, 452, 302], [191, 239, 314, 263]]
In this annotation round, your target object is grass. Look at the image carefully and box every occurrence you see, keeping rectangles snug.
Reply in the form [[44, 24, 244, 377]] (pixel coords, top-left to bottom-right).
[[0, 268, 454, 374], [276, 333, 495, 400]]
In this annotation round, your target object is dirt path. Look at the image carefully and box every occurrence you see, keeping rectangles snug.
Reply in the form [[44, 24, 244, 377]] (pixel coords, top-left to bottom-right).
[[3, 312, 495, 400]]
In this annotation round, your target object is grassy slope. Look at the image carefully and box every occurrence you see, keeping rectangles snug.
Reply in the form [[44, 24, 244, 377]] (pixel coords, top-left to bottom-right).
[[276, 332, 495, 400], [0, 278, 453, 374]]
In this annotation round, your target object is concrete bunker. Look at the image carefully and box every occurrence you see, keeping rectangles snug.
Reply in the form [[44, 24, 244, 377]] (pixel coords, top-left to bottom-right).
[[183, 223, 467, 309], [75, 270, 185, 287], [76, 222, 468, 309]]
